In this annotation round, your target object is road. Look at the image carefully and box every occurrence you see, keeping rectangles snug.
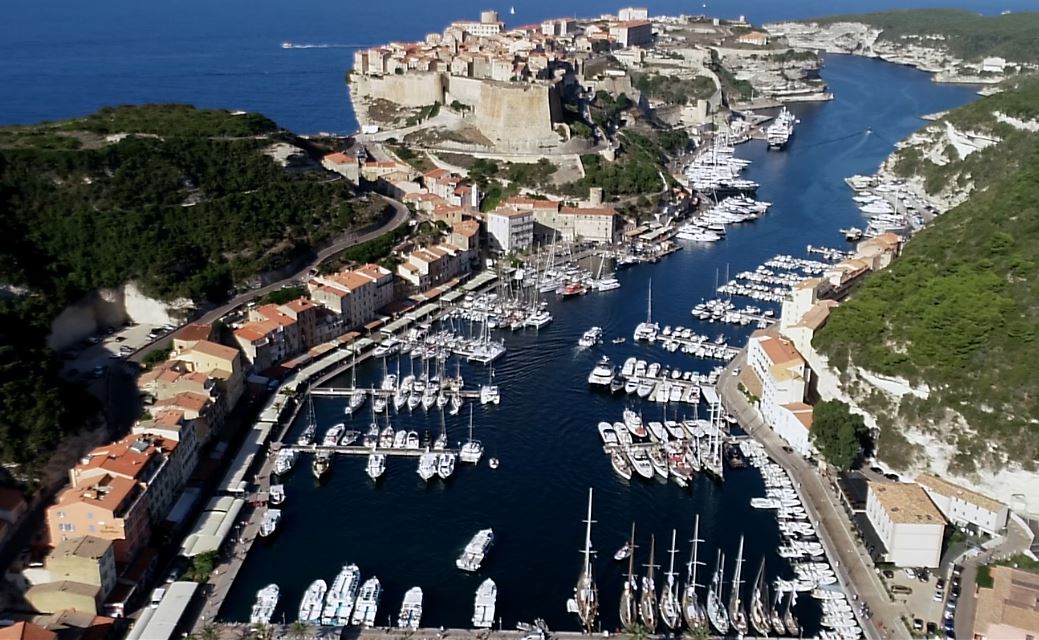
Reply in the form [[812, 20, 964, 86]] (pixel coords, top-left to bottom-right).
[[718, 350, 910, 640], [131, 194, 410, 363]]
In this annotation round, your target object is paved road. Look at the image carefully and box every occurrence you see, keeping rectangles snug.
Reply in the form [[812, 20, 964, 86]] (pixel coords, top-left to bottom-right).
[[953, 516, 1032, 638], [131, 195, 410, 363], [718, 350, 910, 640]]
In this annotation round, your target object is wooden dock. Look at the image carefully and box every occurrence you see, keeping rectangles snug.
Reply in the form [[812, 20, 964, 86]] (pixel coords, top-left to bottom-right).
[[294, 444, 461, 458]]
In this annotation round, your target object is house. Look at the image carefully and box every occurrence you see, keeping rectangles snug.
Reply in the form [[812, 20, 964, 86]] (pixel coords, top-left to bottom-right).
[[486, 207, 534, 253], [26, 536, 117, 616], [171, 340, 245, 410], [232, 320, 289, 374], [47, 474, 149, 566], [610, 20, 653, 48], [865, 481, 946, 568], [309, 264, 395, 329], [451, 219, 481, 253], [170, 323, 214, 353], [852, 232, 901, 271], [397, 244, 470, 290], [747, 330, 809, 427], [137, 362, 223, 432], [972, 565, 1039, 639], [737, 30, 769, 46], [915, 473, 1009, 535], [321, 152, 360, 182], [773, 402, 814, 456], [132, 409, 202, 486]]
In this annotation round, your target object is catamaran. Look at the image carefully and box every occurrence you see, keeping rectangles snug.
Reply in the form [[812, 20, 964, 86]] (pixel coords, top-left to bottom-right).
[[250, 583, 279, 625], [619, 523, 638, 631], [460, 405, 483, 464], [659, 530, 681, 630], [397, 586, 423, 630], [457, 528, 494, 572], [572, 488, 598, 632], [707, 550, 730, 635], [269, 483, 285, 506], [682, 515, 708, 632], [639, 535, 659, 632], [321, 564, 361, 626], [437, 451, 456, 479], [351, 577, 381, 627], [728, 535, 749, 636], [472, 578, 497, 628], [480, 365, 500, 405], [297, 579, 327, 624]]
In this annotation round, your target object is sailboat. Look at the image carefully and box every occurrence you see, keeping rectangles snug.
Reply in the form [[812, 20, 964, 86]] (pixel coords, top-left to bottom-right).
[[619, 523, 638, 632], [728, 535, 749, 636], [639, 535, 658, 632], [296, 393, 317, 446], [783, 589, 800, 636], [633, 279, 659, 342], [770, 585, 787, 635], [682, 515, 708, 632], [460, 404, 483, 463], [659, 530, 681, 630], [706, 550, 730, 635], [749, 558, 772, 636], [480, 364, 500, 405], [345, 350, 365, 415], [572, 488, 598, 632]]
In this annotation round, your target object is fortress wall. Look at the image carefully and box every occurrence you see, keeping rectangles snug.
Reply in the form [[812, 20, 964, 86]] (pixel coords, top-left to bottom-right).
[[474, 82, 559, 144], [354, 73, 444, 108], [444, 76, 484, 107]]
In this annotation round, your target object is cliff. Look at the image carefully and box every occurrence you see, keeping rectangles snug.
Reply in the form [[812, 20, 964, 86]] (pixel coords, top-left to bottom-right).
[[811, 76, 1039, 513]]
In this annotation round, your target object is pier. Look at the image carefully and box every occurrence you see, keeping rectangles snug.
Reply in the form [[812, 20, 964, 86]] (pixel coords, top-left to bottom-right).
[[206, 622, 780, 639], [311, 387, 483, 400], [294, 444, 462, 458]]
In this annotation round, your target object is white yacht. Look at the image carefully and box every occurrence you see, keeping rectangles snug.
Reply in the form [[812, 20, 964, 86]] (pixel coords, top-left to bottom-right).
[[479, 384, 500, 405], [351, 577, 382, 627], [397, 586, 423, 630], [321, 564, 361, 626], [274, 448, 297, 476], [268, 484, 285, 506], [297, 579, 327, 624], [460, 407, 483, 464], [472, 578, 497, 628], [437, 451, 456, 479], [417, 452, 438, 481], [311, 452, 331, 480], [250, 584, 279, 625], [322, 423, 345, 447], [345, 389, 366, 415], [587, 356, 616, 387], [457, 528, 495, 572], [578, 326, 603, 349], [366, 453, 386, 480]]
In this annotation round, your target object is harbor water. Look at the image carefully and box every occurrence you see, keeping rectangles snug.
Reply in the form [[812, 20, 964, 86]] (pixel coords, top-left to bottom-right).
[[216, 55, 978, 631]]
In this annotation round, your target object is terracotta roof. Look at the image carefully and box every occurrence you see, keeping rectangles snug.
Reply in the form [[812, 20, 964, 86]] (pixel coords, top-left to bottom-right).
[[283, 298, 316, 313], [559, 206, 616, 216], [423, 168, 450, 180], [189, 340, 239, 363], [756, 334, 803, 366], [613, 19, 651, 28], [174, 323, 213, 343], [57, 474, 138, 513], [78, 437, 161, 481], [155, 391, 211, 413], [795, 277, 824, 290], [453, 220, 480, 237], [313, 284, 349, 299], [779, 402, 814, 430], [329, 271, 373, 291], [868, 481, 946, 526], [795, 300, 839, 331], [915, 473, 1006, 513], [234, 321, 279, 342], [0, 622, 57, 640], [973, 565, 1039, 639], [356, 264, 390, 280], [323, 152, 353, 165]]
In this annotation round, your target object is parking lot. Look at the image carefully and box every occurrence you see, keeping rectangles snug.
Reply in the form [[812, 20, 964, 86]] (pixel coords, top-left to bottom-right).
[[881, 564, 962, 638], [59, 322, 174, 385]]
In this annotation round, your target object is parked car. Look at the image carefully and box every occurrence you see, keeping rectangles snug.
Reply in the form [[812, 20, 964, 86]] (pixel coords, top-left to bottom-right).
[[933, 588, 945, 602], [891, 585, 913, 595], [904, 568, 917, 580], [926, 622, 938, 637], [936, 578, 945, 590], [912, 618, 924, 632]]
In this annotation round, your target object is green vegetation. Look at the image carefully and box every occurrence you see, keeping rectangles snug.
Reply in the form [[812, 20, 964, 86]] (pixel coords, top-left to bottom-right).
[[814, 78, 1039, 473], [763, 50, 819, 63], [810, 400, 873, 470], [185, 550, 218, 583], [463, 157, 559, 210], [812, 9, 1039, 62], [259, 286, 308, 306], [0, 105, 374, 304], [143, 346, 174, 369], [632, 72, 717, 105], [710, 54, 755, 101], [590, 91, 635, 129], [320, 225, 410, 273]]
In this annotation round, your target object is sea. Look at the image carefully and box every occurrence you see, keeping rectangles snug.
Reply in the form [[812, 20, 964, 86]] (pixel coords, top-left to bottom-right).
[[1, 0, 990, 633]]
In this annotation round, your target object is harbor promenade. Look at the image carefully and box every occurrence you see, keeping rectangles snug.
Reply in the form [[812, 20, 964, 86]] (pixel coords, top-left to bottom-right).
[[209, 622, 784, 639], [717, 350, 910, 640]]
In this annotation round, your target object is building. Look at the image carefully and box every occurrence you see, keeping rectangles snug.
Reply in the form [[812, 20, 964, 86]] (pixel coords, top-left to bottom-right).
[[486, 207, 534, 253], [137, 361, 224, 436], [972, 565, 1039, 640], [610, 20, 653, 48], [453, 10, 505, 38], [397, 244, 470, 290], [27, 536, 117, 615], [547, 206, 619, 243], [47, 474, 149, 565], [321, 151, 360, 182], [852, 232, 901, 271], [618, 7, 649, 21], [451, 220, 481, 253], [170, 340, 245, 410], [0, 622, 56, 640], [124, 581, 198, 640], [980, 57, 1007, 74], [773, 402, 813, 456], [747, 330, 809, 427], [865, 481, 946, 568], [823, 258, 871, 298], [915, 473, 1009, 535], [132, 409, 202, 486], [737, 30, 769, 46], [309, 264, 395, 329]]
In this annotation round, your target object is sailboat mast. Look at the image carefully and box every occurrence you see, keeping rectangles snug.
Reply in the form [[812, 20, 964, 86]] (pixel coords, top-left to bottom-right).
[[668, 529, 678, 585], [646, 278, 653, 324], [626, 523, 637, 582], [691, 515, 703, 588], [583, 488, 594, 574]]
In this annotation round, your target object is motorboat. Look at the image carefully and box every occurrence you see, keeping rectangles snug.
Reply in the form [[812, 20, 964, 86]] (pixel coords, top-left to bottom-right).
[[406, 430, 420, 449], [578, 326, 603, 349], [339, 430, 359, 446], [250, 583, 279, 625], [321, 564, 361, 626], [597, 422, 618, 446], [437, 452, 456, 479], [274, 448, 297, 476], [627, 448, 654, 480], [417, 452, 438, 481], [614, 541, 632, 561], [611, 450, 633, 480], [623, 409, 647, 438], [322, 423, 345, 447], [472, 578, 497, 628], [268, 484, 285, 506], [379, 426, 395, 449], [366, 453, 386, 480], [297, 579, 327, 624], [311, 452, 331, 480], [397, 586, 423, 630], [351, 577, 382, 627], [587, 356, 616, 386], [457, 528, 494, 572]]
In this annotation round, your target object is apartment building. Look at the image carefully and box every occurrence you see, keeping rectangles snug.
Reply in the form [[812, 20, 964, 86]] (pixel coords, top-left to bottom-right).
[[865, 481, 946, 568], [915, 473, 1009, 535], [610, 20, 653, 48], [396, 244, 471, 290], [26, 536, 117, 616], [309, 263, 395, 329], [47, 474, 149, 565], [170, 339, 245, 410], [132, 409, 202, 488], [487, 206, 534, 253], [747, 330, 809, 427]]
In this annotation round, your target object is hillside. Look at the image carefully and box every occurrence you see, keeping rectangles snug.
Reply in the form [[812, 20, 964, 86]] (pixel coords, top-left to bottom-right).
[[812, 9, 1039, 63], [813, 76, 1039, 478], [0, 105, 373, 304]]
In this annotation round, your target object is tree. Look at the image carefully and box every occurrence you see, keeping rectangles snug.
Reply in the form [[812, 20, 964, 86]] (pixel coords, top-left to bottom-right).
[[288, 622, 311, 640], [811, 400, 873, 469], [199, 625, 219, 640]]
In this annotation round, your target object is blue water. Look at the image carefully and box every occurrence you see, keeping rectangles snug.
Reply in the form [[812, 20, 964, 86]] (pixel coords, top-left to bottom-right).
[[1, 0, 1032, 132], [209, 54, 976, 631]]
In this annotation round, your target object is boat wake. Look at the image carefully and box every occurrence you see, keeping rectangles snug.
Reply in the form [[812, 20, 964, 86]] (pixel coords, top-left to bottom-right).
[[281, 42, 367, 49]]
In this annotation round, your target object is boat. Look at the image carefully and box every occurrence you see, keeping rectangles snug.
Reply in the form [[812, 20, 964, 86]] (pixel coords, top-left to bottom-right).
[[297, 579, 327, 624], [351, 577, 382, 627], [472, 578, 497, 628], [633, 280, 659, 341], [373, 396, 387, 413], [766, 106, 797, 149], [437, 451, 456, 479], [417, 452, 438, 481], [460, 405, 483, 464], [250, 583, 279, 625], [783, 590, 800, 636], [480, 366, 501, 405], [639, 535, 659, 632], [749, 558, 772, 636], [659, 530, 681, 630], [488, 457, 500, 469], [619, 523, 638, 631], [770, 589, 787, 636], [321, 564, 361, 626], [611, 336, 626, 344], [449, 393, 463, 415], [609, 377, 625, 394], [610, 450, 632, 480], [406, 430, 420, 449], [311, 452, 331, 480], [269, 484, 285, 506], [322, 423, 345, 447], [379, 425, 394, 449], [457, 528, 494, 572], [597, 422, 618, 446], [623, 409, 647, 438], [274, 448, 297, 476], [728, 535, 749, 636], [366, 453, 386, 480], [345, 352, 365, 415], [259, 507, 282, 538], [397, 586, 423, 630], [707, 550, 730, 635], [340, 430, 359, 446], [682, 515, 708, 632], [578, 326, 603, 349], [648, 447, 669, 479], [587, 356, 616, 386], [627, 448, 655, 480], [296, 396, 317, 446], [572, 488, 598, 632], [614, 540, 632, 561]]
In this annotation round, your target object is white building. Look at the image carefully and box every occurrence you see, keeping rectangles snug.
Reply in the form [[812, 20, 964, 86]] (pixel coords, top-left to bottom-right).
[[773, 402, 813, 456], [866, 481, 946, 568], [915, 473, 1009, 536], [747, 330, 808, 427], [486, 207, 534, 253], [617, 7, 649, 21]]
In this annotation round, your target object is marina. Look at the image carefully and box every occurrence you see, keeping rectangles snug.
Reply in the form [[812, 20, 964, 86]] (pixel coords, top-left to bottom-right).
[[217, 54, 980, 635]]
